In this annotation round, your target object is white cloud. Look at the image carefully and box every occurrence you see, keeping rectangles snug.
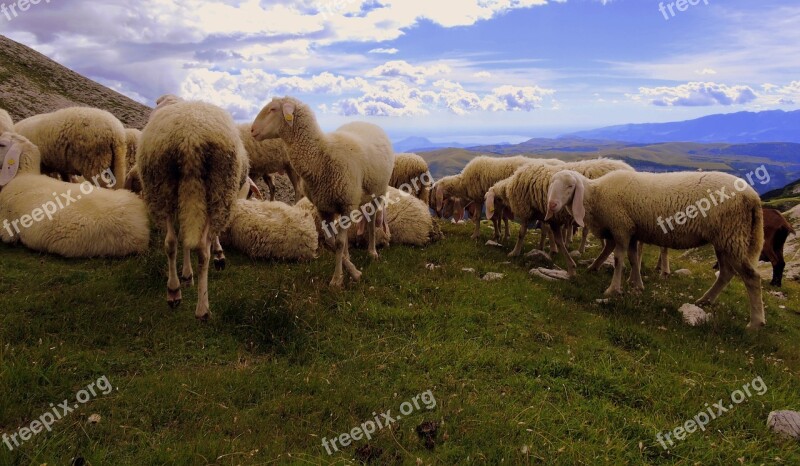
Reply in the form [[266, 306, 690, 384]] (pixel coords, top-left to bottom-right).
[[473, 71, 492, 79], [369, 48, 400, 55], [628, 82, 758, 107], [696, 68, 717, 75]]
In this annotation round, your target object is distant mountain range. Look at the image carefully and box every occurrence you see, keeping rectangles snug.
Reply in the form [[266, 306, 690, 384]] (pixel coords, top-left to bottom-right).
[[393, 137, 475, 153], [563, 110, 800, 144]]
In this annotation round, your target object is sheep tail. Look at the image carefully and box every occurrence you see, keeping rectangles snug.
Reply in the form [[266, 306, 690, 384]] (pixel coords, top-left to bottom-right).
[[178, 153, 208, 250], [748, 200, 765, 264]]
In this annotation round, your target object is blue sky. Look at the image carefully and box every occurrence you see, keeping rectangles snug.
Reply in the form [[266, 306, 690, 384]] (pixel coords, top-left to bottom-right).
[[3, 0, 800, 141]]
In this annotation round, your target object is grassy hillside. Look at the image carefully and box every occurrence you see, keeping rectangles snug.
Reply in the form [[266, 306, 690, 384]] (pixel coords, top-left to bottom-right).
[[1, 221, 799, 464], [0, 35, 151, 128]]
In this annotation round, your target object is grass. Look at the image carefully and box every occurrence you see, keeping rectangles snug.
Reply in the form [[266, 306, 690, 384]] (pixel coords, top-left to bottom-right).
[[1, 220, 799, 465]]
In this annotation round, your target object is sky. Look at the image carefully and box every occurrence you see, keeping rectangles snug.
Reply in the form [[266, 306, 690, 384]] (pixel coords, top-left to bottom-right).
[[2, 0, 800, 142]]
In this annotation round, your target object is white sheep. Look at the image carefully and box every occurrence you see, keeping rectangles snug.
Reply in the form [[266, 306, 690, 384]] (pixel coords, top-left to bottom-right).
[[14, 107, 128, 189], [0, 109, 13, 134], [390, 153, 433, 203], [0, 132, 149, 257], [221, 199, 318, 261], [546, 169, 765, 329], [138, 100, 248, 320], [433, 156, 532, 240], [251, 97, 394, 288], [237, 123, 299, 202], [485, 158, 634, 275]]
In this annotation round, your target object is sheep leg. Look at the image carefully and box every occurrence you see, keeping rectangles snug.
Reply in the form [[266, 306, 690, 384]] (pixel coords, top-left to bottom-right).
[[730, 258, 766, 330], [551, 224, 577, 277], [471, 201, 482, 240], [605, 240, 627, 296], [165, 221, 182, 309], [589, 239, 615, 272], [286, 169, 300, 204], [697, 253, 735, 306], [578, 227, 589, 254], [212, 235, 226, 271], [509, 221, 528, 257], [763, 247, 783, 287], [343, 241, 362, 282], [627, 241, 644, 291], [366, 210, 380, 260], [491, 216, 501, 242], [327, 213, 347, 288], [265, 174, 276, 201], [658, 247, 671, 279], [547, 226, 558, 254], [503, 217, 511, 242], [181, 247, 194, 287], [195, 222, 212, 321]]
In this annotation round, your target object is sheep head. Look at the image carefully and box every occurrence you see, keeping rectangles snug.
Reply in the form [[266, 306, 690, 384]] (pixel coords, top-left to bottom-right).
[[545, 170, 586, 227], [0, 132, 40, 186], [252, 96, 300, 142]]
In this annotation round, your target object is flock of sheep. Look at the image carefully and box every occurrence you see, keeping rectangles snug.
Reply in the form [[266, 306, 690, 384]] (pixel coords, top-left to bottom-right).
[[0, 96, 786, 329]]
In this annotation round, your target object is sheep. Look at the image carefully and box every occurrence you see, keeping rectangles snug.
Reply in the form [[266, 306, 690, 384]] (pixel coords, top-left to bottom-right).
[[355, 187, 442, 247], [237, 124, 299, 202], [433, 156, 532, 240], [125, 128, 141, 171], [545, 169, 765, 330], [390, 153, 433, 203], [138, 100, 248, 320], [485, 158, 634, 275], [220, 199, 318, 261], [0, 109, 13, 133], [14, 107, 128, 189], [251, 96, 394, 288], [0, 132, 149, 257], [761, 208, 795, 287]]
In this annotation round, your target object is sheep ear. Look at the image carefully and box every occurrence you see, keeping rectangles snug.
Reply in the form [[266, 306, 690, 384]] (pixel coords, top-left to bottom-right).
[[282, 102, 296, 127], [0, 143, 22, 187], [485, 190, 495, 220], [571, 177, 586, 227]]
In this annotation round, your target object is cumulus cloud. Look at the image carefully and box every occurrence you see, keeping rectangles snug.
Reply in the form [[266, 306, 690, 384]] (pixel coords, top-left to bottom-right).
[[628, 82, 759, 107], [369, 48, 400, 54]]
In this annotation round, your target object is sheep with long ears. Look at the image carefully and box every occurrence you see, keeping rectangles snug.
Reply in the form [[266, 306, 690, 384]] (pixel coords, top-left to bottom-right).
[[546, 169, 765, 330]]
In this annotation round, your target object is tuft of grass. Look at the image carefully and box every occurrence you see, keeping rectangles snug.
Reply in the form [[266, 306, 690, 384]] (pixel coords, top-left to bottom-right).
[[1, 220, 799, 464]]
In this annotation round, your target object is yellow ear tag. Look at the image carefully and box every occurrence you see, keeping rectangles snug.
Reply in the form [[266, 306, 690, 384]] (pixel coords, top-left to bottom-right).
[[8, 159, 14, 165], [284, 114, 294, 122]]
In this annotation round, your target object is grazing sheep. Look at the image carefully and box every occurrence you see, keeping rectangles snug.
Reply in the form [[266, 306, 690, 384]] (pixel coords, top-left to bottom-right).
[[138, 100, 248, 320], [251, 96, 394, 288], [761, 208, 795, 287], [433, 156, 532, 240], [354, 187, 442, 247], [0, 109, 13, 133], [390, 153, 433, 203], [14, 107, 127, 189], [237, 124, 299, 202], [220, 199, 318, 261], [485, 158, 634, 275], [546, 170, 765, 330], [0, 132, 149, 257]]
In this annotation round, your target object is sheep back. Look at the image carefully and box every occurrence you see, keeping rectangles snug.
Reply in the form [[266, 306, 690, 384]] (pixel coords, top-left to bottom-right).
[[138, 101, 247, 248], [237, 124, 291, 176], [221, 199, 318, 261]]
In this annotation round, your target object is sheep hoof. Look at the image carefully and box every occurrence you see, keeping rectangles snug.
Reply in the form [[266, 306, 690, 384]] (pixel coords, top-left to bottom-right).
[[746, 321, 766, 331], [508, 250, 521, 258], [603, 287, 622, 296], [660, 273, 671, 280], [330, 277, 344, 288], [180, 274, 194, 287], [213, 257, 226, 271], [369, 251, 380, 261], [195, 312, 210, 322], [167, 287, 182, 308], [350, 270, 363, 282]]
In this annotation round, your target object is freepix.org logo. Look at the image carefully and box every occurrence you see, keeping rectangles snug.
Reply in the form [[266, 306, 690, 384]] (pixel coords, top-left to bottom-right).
[[1, 0, 51, 22]]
